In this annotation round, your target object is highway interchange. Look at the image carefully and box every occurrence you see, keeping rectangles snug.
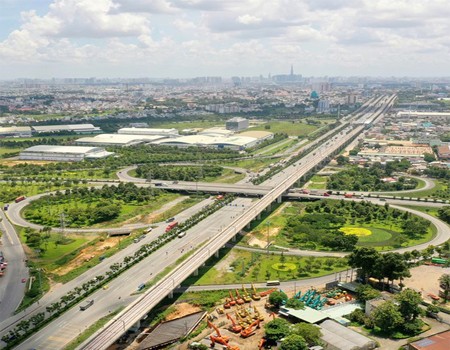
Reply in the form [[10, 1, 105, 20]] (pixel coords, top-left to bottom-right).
[[0, 94, 449, 349]]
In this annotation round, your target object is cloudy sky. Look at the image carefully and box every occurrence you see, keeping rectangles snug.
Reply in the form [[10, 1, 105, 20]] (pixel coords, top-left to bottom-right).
[[1, 0, 450, 79]]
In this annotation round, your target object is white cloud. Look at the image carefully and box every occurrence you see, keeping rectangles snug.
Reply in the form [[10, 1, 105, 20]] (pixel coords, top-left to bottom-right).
[[1, 0, 450, 77]]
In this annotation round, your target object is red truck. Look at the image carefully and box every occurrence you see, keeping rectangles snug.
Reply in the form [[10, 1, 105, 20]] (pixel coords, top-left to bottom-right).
[[165, 221, 178, 232], [344, 193, 353, 198], [14, 196, 26, 203]]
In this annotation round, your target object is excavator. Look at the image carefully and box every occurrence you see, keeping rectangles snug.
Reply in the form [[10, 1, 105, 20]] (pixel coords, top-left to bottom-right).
[[207, 320, 240, 350], [240, 319, 261, 338], [228, 290, 237, 306], [268, 312, 277, 320], [253, 306, 265, 321], [234, 289, 245, 305], [241, 285, 252, 302], [251, 283, 261, 300], [226, 313, 243, 333], [258, 338, 266, 349], [259, 288, 276, 297]]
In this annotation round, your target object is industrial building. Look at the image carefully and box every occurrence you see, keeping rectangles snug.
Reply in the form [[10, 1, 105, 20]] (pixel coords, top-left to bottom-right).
[[19, 145, 114, 162], [117, 127, 179, 137], [238, 130, 274, 142], [153, 134, 258, 151], [198, 127, 234, 137], [396, 111, 450, 118], [0, 126, 32, 138], [76, 134, 165, 147], [226, 117, 249, 131], [31, 124, 101, 134]]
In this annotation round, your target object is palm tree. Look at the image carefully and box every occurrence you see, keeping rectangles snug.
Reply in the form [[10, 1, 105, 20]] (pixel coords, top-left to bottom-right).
[[439, 274, 450, 301]]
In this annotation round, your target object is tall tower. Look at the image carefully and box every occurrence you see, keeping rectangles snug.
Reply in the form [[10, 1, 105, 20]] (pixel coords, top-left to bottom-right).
[[290, 64, 294, 76]]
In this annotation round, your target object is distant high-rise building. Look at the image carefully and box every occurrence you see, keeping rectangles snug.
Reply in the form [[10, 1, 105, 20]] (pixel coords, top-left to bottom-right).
[[317, 100, 330, 113], [290, 64, 294, 76], [347, 94, 357, 105], [272, 65, 301, 83]]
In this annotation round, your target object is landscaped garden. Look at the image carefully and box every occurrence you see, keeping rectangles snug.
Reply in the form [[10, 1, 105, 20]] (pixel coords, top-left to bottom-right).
[[243, 200, 435, 252], [22, 184, 187, 228], [182, 248, 348, 286]]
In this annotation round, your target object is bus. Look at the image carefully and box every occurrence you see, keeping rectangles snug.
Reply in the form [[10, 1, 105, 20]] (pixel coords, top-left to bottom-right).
[[165, 221, 178, 232], [266, 280, 280, 286], [79, 300, 94, 311]]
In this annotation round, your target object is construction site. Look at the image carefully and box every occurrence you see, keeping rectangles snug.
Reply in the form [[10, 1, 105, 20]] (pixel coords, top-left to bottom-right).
[[120, 280, 376, 350]]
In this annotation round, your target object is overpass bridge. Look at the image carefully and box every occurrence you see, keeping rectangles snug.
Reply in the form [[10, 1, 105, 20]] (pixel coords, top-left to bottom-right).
[[79, 94, 397, 350]]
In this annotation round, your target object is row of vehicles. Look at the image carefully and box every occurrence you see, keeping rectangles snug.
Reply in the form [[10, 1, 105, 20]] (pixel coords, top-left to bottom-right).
[[0, 251, 7, 277], [296, 189, 365, 199]]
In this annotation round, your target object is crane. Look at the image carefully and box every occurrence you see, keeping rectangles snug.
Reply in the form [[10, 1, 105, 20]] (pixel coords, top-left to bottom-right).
[[226, 313, 243, 333], [207, 320, 240, 350], [240, 319, 261, 338], [251, 283, 261, 300]]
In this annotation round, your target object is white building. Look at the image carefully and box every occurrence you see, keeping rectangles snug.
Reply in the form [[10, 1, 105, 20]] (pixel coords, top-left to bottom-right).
[[31, 124, 101, 134], [153, 134, 258, 151], [0, 126, 32, 138], [226, 117, 249, 131], [117, 127, 179, 137], [19, 145, 114, 162], [317, 99, 330, 113], [76, 134, 165, 147]]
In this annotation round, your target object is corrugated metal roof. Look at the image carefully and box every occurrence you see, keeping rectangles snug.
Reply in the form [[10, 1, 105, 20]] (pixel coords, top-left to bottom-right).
[[22, 145, 102, 154]]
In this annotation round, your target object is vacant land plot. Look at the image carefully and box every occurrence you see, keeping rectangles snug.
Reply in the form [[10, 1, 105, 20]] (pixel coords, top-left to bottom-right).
[[250, 121, 318, 137]]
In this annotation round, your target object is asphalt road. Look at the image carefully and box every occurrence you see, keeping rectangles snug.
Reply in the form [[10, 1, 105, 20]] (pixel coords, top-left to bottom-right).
[[0, 197, 215, 342], [15, 197, 254, 350], [0, 210, 28, 319]]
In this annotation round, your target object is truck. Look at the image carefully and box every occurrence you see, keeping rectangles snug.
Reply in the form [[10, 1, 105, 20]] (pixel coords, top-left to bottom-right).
[[165, 221, 178, 232], [344, 193, 353, 198], [79, 300, 94, 311], [14, 196, 26, 203]]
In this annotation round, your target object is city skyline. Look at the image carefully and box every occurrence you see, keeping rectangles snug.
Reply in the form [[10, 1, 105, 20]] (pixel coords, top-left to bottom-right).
[[1, 0, 450, 79]]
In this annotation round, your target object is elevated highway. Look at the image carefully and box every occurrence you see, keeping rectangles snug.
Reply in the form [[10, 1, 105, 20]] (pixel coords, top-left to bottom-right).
[[79, 94, 398, 349]]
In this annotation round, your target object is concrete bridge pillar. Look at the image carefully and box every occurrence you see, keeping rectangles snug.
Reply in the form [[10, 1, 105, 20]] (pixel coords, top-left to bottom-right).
[[215, 250, 219, 258], [232, 235, 236, 242], [193, 268, 199, 276], [277, 196, 282, 204], [168, 291, 173, 299], [247, 223, 251, 229], [257, 213, 261, 220]]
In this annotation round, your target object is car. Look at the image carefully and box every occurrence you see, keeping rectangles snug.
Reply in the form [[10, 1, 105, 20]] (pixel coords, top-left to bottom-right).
[[323, 193, 330, 197], [21, 278, 27, 283], [103, 285, 109, 290]]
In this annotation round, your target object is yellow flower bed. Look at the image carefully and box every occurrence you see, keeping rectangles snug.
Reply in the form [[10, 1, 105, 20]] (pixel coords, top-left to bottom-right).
[[340, 227, 372, 237]]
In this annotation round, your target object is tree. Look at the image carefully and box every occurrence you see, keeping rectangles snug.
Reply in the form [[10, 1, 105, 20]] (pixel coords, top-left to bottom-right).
[[336, 155, 349, 165], [269, 291, 288, 308], [439, 274, 450, 301], [264, 318, 291, 342], [290, 323, 322, 345], [371, 300, 403, 334], [348, 247, 383, 282], [395, 289, 423, 322], [280, 334, 308, 350], [356, 284, 381, 303], [381, 252, 411, 286], [423, 153, 436, 163], [285, 298, 305, 310]]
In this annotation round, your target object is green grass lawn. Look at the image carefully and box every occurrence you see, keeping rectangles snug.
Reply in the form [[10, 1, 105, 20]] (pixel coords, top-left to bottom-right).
[[254, 138, 297, 156], [182, 248, 348, 286], [23, 192, 184, 228], [307, 175, 328, 190], [222, 157, 281, 172], [405, 180, 448, 199], [250, 121, 318, 137]]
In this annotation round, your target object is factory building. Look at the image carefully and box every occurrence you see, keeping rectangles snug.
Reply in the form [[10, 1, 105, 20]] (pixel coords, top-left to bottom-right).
[[153, 135, 259, 151], [31, 124, 101, 134], [19, 145, 114, 162], [0, 126, 32, 138], [76, 134, 165, 147], [238, 130, 274, 142], [226, 117, 249, 131], [117, 127, 179, 137]]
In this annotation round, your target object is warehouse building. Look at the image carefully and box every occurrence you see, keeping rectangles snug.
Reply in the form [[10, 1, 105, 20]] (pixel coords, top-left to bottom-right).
[[153, 135, 258, 150], [31, 124, 101, 134], [76, 134, 165, 147], [118, 127, 179, 137], [19, 145, 114, 162], [238, 130, 274, 142], [198, 127, 234, 137], [226, 117, 249, 131], [0, 126, 32, 138]]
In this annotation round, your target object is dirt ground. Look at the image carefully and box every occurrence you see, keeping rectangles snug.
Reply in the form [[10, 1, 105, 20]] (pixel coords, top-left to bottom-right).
[[53, 236, 120, 276], [403, 265, 450, 302], [165, 303, 202, 321], [247, 202, 287, 248], [0, 159, 55, 166]]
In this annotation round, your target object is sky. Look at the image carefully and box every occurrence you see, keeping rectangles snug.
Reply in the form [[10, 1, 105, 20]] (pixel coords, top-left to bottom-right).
[[1, 0, 450, 79]]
